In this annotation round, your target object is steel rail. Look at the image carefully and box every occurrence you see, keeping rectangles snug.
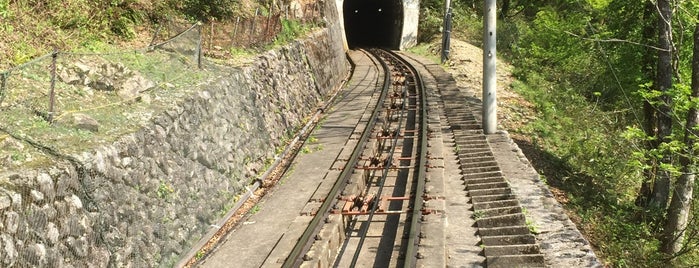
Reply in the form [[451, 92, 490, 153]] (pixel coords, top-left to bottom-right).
[[388, 50, 428, 268], [281, 49, 391, 268], [348, 48, 411, 267]]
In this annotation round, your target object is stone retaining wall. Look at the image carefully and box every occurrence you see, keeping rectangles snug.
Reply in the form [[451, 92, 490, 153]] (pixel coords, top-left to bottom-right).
[[0, 15, 349, 268]]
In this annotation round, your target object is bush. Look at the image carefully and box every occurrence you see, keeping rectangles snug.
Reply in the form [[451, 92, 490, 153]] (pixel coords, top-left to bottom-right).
[[183, 0, 241, 22]]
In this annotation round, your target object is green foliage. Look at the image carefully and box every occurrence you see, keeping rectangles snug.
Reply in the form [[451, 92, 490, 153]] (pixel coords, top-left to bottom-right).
[[420, 0, 699, 264], [417, 6, 443, 42], [182, 0, 241, 22], [0, 0, 10, 19], [110, 16, 137, 39], [586, 0, 611, 10], [406, 43, 440, 63], [472, 210, 484, 220], [275, 19, 305, 45], [157, 181, 175, 199], [300, 145, 311, 154], [576, 206, 664, 267], [525, 218, 538, 234], [195, 250, 205, 260]]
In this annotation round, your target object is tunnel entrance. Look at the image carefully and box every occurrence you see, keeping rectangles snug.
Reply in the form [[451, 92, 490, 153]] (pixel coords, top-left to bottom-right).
[[343, 0, 404, 49]]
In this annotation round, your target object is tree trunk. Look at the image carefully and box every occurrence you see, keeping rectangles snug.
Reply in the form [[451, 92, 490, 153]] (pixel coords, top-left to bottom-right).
[[637, 0, 658, 207], [650, 0, 674, 210], [499, 0, 510, 20], [661, 16, 699, 256]]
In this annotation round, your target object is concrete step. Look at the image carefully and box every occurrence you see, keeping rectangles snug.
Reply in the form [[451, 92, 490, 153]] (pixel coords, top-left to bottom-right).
[[459, 151, 494, 159], [484, 244, 541, 256], [464, 177, 506, 186], [450, 123, 481, 130], [463, 171, 502, 180], [471, 194, 516, 204], [459, 147, 492, 154], [458, 156, 496, 165], [466, 181, 508, 190], [453, 138, 486, 147], [468, 187, 512, 197], [458, 129, 485, 135], [478, 206, 522, 218], [456, 143, 490, 149], [486, 254, 546, 268], [459, 160, 498, 169], [478, 226, 531, 237], [472, 199, 520, 211], [481, 234, 536, 246], [476, 213, 526, 228], [461, 165, 501, 174], [452, 134, 486, 141]]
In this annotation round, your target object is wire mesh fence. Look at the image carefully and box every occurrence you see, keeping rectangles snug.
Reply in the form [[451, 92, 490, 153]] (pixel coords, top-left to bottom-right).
[[0, 2, 322, 151], [0, 2, 322, 266]]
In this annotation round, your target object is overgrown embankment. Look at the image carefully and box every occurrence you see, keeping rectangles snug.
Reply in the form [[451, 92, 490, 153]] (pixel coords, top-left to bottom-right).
[[0, 0, 266, 69], [416, 0, 699, 266]]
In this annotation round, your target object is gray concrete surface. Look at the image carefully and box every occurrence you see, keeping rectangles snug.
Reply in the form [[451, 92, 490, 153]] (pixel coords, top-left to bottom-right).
[[198, 50, 380, 268]]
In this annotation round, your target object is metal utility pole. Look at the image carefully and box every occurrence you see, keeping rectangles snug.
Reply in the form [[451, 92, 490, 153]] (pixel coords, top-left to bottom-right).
[[440, 0, 452, 63], [482, 0, 497, 134]]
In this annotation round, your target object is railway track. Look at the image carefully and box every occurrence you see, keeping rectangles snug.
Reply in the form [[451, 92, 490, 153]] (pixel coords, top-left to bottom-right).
[[194, 49, 547, 267], [281, 49, 544, 267], [282, 48, 428, 267]]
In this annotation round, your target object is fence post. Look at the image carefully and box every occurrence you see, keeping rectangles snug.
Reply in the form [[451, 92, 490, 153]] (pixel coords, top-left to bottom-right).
[[232, 17, 240, 48], [149, 24, 163, 49], [0, 72, 7, 106], [303, 5, 307, 23], [196, 22, 203, 69], [275, 14, 281, 35], [251, 8, 259, 41], [265, 6, 272, 42], [210, 20, 214, 51], [48, 49, 58, 123]]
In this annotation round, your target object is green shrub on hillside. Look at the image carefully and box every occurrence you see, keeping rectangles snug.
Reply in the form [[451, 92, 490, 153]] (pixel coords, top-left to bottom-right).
[[182, 0, 242, 22]]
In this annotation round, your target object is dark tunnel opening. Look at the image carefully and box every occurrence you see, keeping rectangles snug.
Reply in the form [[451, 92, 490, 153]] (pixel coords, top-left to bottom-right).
[[344, 0, 403, 49]]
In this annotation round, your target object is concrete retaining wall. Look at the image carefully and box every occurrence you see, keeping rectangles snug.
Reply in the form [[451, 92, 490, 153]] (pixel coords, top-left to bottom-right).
[[0, 16, 349, 268]]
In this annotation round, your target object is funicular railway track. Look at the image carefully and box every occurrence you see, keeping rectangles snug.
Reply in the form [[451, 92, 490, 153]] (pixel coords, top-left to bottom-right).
[[281, 49, 546, 267], [283, 48, 428, 267], [193, 48, 550, 268]]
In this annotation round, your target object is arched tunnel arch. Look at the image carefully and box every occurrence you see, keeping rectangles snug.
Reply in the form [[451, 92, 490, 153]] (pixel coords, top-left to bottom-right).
[[343, 0, 404, 49]]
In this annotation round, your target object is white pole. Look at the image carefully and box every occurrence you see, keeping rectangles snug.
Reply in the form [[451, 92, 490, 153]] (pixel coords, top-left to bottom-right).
[[482, 0, 497, 134]]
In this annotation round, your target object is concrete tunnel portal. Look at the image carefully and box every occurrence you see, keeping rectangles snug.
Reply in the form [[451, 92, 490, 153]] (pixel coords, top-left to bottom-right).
[[339, 0, 419, 50], [344, 0, 403, 49]]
